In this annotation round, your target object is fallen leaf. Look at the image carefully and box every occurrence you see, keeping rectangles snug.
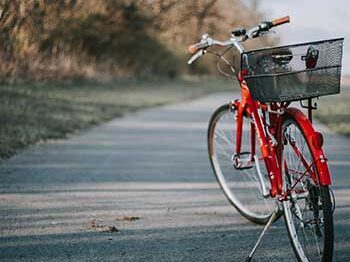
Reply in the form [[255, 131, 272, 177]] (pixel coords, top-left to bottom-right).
[[90, 219, 119, 233], [115, 216, 141, 222]]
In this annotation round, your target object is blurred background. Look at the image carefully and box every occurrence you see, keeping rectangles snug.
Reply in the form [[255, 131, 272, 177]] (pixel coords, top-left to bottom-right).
[[0, 0, 349, 159], [249, 0, 350, 74], [0, 0, 272, 82]]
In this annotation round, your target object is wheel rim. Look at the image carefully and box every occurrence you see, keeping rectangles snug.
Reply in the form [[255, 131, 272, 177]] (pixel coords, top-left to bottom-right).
[[282, 120, 326, 261], [209, 106, 274, 221]]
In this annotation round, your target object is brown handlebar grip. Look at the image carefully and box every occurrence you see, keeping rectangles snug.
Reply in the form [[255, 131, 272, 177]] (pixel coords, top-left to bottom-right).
[[188, 42, 209, 54], [271, 16, 290, 27], [188, 44, 199, 54]]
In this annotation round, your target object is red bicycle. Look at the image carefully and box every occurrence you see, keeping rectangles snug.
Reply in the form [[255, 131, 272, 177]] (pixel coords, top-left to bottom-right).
[[188, 16, 343, 261]]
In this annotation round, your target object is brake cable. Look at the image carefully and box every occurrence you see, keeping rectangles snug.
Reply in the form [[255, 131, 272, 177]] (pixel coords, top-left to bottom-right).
[[207, 46, 236, 78]]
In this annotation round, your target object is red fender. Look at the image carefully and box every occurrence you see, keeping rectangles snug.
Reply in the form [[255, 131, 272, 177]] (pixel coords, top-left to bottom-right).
[[285, 107, 332, 185]]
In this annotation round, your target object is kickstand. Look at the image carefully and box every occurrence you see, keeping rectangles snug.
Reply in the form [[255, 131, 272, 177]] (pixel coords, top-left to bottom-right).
[[245, 205, 282, 262]]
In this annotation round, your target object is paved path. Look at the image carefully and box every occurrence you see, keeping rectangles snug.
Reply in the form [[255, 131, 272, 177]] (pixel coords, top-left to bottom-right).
[[0, 93, 349, 261]]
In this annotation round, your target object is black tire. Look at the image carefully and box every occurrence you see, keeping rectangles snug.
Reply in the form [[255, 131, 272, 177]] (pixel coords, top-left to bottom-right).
[[281, 117, 333, 262], [208, 103, 275, 225]]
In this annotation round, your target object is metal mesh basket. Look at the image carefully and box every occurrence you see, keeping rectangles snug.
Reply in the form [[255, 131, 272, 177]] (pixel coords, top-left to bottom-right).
[[241, 38, 344, 102]]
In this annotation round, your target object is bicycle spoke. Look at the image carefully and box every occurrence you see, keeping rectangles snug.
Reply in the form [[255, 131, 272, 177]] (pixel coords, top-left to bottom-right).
[[282, 119, 333, 262], [208, 104, 274, 224]]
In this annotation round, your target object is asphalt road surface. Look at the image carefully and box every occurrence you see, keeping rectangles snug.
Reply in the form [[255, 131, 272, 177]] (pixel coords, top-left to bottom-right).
[[1, 92, 349, 261]]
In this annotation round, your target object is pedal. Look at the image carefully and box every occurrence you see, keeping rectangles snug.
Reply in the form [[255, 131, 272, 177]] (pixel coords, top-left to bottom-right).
[[233, 152, 253, 170]]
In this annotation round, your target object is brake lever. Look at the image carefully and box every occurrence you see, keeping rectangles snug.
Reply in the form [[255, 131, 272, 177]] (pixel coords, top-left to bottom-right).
[[246, 25, 275, 39], [245, 26, 259, 39], [187, 49, 205, 65]]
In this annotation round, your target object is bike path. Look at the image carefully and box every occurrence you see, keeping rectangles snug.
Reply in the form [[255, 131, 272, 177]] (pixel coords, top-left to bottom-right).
[[0, 92, 349, 261]]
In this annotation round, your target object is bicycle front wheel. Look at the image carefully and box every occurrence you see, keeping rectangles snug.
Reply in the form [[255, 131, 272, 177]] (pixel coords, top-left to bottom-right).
[[281, 117, 334, 262], [208, 103, 275, 224]]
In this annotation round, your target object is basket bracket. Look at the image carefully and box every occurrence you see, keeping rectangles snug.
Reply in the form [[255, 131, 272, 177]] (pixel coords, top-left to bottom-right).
[[300, 98, 318, 123]]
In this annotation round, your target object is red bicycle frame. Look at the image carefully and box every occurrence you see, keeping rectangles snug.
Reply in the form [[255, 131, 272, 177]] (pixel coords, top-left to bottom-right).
[[233, 78, 332, 198], [187, 15, 333, 199]]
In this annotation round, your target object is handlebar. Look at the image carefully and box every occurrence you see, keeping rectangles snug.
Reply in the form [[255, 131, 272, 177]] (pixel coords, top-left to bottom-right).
[[248, 15, 290, 38], [187, 16, 290, 64]]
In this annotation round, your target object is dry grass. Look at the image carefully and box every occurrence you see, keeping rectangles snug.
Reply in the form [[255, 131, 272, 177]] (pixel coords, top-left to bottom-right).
[[0, 1, 269, 82], [314, 85, 350, 136]]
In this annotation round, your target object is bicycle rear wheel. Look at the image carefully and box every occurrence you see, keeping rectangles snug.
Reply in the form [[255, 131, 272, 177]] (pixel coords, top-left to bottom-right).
[[208, 103, 275, 224], [281, 117, 333, 262]]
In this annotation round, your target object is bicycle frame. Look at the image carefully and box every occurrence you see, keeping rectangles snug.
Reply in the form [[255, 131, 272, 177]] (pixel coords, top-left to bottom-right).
[[187, 19, 333, 199], [233, 77, 332, 198]]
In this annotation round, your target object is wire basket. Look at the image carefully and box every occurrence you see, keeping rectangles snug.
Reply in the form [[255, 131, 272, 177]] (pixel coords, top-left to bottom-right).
[[241, 38, 344, 102]]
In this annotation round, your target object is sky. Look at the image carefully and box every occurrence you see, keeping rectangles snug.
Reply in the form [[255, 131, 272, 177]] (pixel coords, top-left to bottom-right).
[[246, 0, 350, 75]]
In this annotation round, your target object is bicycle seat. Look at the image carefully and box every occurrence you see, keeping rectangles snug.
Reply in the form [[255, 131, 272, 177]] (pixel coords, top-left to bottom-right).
[[254, 48, 293, 74]]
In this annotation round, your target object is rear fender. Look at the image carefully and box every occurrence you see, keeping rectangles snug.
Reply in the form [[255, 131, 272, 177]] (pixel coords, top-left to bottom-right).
[[284, 108, 331, 185]]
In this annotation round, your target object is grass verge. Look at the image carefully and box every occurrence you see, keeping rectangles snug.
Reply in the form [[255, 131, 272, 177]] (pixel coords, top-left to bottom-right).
[[0, 77, 235, 159], [314, 85, 350, 136]]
